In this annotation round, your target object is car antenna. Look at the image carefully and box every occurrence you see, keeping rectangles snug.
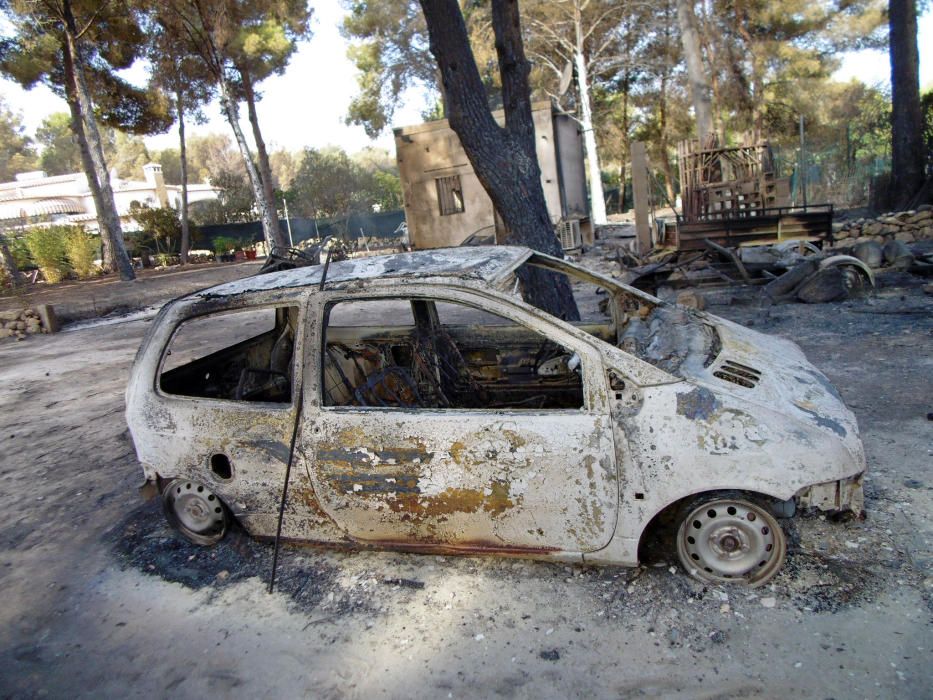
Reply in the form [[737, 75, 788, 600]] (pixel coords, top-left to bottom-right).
[[318, 242, 334, 292], [269, 242, 334, 594]]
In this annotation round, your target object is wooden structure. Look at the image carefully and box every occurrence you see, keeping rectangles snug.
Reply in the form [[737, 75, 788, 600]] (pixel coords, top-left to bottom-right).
[[674, 134, 831, 251]]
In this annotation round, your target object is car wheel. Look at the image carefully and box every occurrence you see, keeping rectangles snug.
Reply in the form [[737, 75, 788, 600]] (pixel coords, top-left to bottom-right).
[[161, 478, 230, 546], [676, 495, 786, 587]]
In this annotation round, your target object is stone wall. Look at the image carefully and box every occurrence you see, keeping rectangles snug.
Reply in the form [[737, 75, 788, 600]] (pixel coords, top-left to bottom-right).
[[0, 306, 57, 341], [832, 205, 933, 247]]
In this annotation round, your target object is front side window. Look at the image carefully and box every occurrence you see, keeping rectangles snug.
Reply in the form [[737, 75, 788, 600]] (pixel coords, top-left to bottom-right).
[[322, 296, 583, 410], [160, 305, 299, 403]]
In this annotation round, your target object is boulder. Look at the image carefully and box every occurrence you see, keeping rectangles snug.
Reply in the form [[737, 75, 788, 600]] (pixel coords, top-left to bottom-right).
[[0, 310, 20, 323], [852, 240, 884, 268], [882, 240, 915, 270]]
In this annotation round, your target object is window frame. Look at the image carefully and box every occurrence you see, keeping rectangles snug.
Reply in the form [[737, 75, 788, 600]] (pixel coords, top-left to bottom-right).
[[155, 301, 303, 409], [318, 287, 605, 414], [435, 174, 465, 216]]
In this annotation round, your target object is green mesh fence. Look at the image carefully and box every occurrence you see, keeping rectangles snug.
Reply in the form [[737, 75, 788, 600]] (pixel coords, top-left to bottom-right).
[[772, 146, 890, 209]]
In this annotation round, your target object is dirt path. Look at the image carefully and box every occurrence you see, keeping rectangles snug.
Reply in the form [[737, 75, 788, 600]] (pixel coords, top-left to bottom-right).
[[0, 260, 264, 323], [0, 263, 930, 698]]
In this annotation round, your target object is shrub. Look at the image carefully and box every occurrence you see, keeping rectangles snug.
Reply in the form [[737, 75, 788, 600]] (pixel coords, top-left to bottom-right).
[[212, 236, 237, 255], [63, 227, 99, 279], [24, 226, 69, 284]]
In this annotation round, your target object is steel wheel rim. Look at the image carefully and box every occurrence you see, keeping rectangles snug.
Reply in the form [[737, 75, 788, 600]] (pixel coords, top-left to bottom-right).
[[162, 479, 228, 545], [677, 498, 786, 587]]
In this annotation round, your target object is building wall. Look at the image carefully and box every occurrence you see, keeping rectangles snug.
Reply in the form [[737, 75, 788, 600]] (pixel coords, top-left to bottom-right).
[[395, 103, 572, 250]]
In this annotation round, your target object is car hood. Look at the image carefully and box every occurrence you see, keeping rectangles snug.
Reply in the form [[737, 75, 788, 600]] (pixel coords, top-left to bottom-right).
[[682, 313, 864, 465]]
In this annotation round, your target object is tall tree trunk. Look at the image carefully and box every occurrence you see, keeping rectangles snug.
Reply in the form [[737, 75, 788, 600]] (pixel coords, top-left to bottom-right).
[[659, 74, 677, 203], [177, 89, 191, 264], [62, 46, 113, 271], [239, 63, 283, 245], [420, 0, 578, 320], [676, 0, 713, 138], [62, 0, 135, 281], [218, 79, 283, 251], [888, 0, 924, 208], [0, 231, 23, 287], [573, 3, 607, 225]]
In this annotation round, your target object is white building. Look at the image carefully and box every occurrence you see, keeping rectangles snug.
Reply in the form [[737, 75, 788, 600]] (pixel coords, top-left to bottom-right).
[[0, 164, 220, 232]]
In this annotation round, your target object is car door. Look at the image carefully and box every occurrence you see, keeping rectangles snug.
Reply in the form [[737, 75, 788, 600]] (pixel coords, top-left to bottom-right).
[[302, 287, 618, 555], [136, 295, 327, 537]]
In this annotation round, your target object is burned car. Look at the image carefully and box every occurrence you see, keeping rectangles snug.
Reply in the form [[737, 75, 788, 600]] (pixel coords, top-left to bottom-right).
[[126, 247, 865, 586]]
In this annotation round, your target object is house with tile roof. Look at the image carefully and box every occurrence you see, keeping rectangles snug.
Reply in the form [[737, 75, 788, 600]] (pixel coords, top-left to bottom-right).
[[0, 163, 220, 232]]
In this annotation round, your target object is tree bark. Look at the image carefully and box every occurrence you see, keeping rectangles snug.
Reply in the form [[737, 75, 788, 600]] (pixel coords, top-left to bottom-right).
[[62, 45, 113, 271], [177, 88, 191, 264], [572, 3, 607, 225], [239, 62, 286, 248], [62, 0, 135, 281], [0, 231, 23, 286], [888, 0, 924, 208], [420, 0, 578, 320], [676, 0, 713, 138], [217, 78, 282, 251]]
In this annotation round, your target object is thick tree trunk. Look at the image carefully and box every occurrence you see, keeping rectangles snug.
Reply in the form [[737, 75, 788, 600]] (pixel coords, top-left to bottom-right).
[[62, 1, 135, 281], [889, 0, 924, 208], [676, 0, 713, 138], [218, 79, 283, 251], [420, 0, 578, 320], [240, 63, 285, 248], [177, 89, 191, 264], [62, 46, 113, 270]]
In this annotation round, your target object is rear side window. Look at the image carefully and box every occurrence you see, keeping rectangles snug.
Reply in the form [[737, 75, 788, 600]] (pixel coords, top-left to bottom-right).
[[160, 306, 299, 403]]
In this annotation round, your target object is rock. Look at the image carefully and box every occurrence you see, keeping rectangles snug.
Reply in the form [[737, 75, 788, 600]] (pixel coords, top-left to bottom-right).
[[917, 203, 932, 212], [894, 231, 915, 243], [539, 649, 560, 661], [0, 310, 20, 322], [883, 240, 914, 269], [12, 321, 25, 331], [852, 240, 884, 268], [675, 291, 706, 310], [906, 211, 931, 225], [862, 223, 882, 236], [0, 328, 13, 339], [36, 305, 58, 334], [760, 596, 777, 608]]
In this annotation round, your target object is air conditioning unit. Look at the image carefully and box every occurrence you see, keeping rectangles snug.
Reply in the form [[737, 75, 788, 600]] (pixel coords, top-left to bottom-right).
[[556, 219, 582, 251]]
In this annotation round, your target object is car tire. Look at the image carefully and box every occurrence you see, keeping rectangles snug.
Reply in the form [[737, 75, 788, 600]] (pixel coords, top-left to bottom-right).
[[675, 494, 786, 587], [161, 478, 231, 546]]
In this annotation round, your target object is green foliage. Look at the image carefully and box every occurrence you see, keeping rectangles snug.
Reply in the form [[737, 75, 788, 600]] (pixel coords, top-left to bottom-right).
[[343, 0, 436, 137], [211, 236, 238, 255], [922, 89, 933, 173], [129, 203, 183, 253], [111, 132, 152, 179], [0, 96, 38, 180], [189, 167, 256, 225], [24, 226, 69, 284], [62, 227, 99, 279]]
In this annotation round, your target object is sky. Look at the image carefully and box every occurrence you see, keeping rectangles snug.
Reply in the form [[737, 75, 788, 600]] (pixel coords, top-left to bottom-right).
[[1, 1, 931, 163]]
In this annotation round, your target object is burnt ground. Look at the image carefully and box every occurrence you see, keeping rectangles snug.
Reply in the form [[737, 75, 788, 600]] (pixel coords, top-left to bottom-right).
[[0, 250, 931, 698]]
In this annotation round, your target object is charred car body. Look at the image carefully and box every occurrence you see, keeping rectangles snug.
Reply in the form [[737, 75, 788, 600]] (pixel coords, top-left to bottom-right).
[[126, 247, 865, 586]]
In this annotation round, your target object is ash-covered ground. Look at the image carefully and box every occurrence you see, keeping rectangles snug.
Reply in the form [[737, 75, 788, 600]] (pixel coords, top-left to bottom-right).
[[0, 246, 930, 698]]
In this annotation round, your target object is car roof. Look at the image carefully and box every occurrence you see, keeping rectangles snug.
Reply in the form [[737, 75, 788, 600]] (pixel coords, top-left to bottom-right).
[[195, 246, 533, 298]]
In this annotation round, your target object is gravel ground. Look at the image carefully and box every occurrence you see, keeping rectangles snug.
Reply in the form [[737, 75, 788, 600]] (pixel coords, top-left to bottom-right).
[[0, 248, 930, 698]]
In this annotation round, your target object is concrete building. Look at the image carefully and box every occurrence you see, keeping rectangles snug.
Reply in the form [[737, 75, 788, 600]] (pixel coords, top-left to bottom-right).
[[0, 164, 220, 232], [394, 102, 593, 250]]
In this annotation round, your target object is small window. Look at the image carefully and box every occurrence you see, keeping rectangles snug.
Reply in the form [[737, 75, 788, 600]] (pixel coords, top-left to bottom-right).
[[160, 306, 299, 403], [322, 297, 583, 410], [436, 175, 465, 215]]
